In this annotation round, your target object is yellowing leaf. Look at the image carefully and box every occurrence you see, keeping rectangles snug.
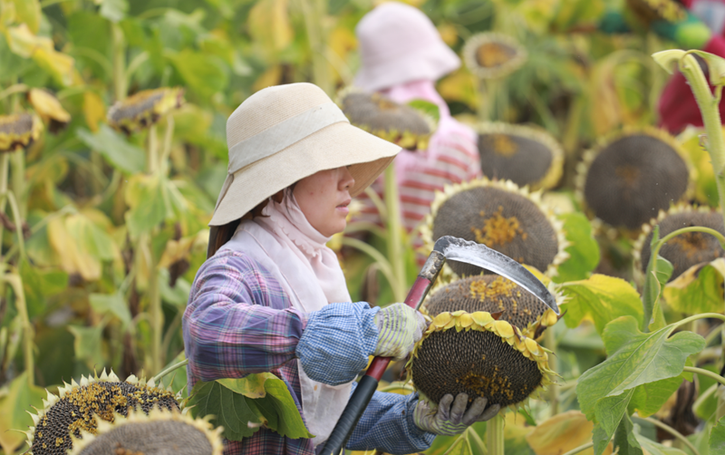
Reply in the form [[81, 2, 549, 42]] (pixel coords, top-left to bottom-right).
[[329, 26, 357, 58], [527, 410, 612, 455], [5, 0, 41, 33], [48, 216, 102, 280], [252, 65, 282, 93], [28, 88, 71, 124], [158, 236, 195, 268], [663, 258, 725, 314], [83, 91, 106, 132], [217, 373, 279, 399], [6, 24, 75, 86], [248, 0, 292, 53], [438, 69, 479, 110], [0, 372, 45, 454]]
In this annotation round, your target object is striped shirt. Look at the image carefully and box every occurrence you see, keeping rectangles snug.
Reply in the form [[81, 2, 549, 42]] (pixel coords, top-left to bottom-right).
[[182, 249, 435, 454]]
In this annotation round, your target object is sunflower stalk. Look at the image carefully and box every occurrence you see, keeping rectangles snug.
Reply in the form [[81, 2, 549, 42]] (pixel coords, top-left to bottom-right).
[[299, 0, 332, 95], [543, 327, 559, 416], [383, 165, 406, 303], [486, 413, 504, 455], [112, 23, 127, 102]]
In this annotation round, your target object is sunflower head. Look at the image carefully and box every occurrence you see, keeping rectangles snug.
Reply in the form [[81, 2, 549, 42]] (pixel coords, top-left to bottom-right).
[[421, 178, 568, 280], [69, 408, 223, 455], [108, 87, 185, 135], [0, 113, 43, 153], [338, 89, 433, 150], [25, 370, 180, 455], [633, 204, 725, 284], [575, 127, 692, 233], [625, 0, 687, 26], [476, 122, 564, 190], [463, 33, 528, 79]]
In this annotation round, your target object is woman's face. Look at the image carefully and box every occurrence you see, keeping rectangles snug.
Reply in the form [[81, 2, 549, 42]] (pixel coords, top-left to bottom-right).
[[294, 166, 355, 237]]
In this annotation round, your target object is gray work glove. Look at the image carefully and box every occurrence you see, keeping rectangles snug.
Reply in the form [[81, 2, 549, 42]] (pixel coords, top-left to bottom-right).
[[414, 393, 501, 436], [372, 302, 428, 359]]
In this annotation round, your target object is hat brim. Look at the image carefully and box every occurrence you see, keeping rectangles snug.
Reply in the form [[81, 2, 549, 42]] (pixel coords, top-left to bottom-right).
[[354, 41, 461, 92], [210, 121, 400, 226]]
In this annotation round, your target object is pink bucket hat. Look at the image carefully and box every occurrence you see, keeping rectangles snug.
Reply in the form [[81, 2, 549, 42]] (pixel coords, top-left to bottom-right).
[[354, 2, 461, 92]]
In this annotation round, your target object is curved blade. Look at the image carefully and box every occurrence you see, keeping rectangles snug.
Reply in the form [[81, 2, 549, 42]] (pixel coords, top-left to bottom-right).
[[434, 235, 559, 314]]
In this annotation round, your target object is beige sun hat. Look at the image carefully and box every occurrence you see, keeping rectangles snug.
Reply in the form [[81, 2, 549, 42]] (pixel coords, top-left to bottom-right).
[[354, 2, 461, 92], [210, 82, 400, 228]]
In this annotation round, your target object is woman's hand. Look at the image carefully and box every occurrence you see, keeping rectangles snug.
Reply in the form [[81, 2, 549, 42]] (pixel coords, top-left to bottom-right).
[[413, 393, 501, 436], [373, 303, 429, 359]]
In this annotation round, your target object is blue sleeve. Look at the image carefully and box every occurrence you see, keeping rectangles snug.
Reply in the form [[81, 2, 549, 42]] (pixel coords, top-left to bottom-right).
[[295, 301, 380, 385], [345, 384, 436, 454]]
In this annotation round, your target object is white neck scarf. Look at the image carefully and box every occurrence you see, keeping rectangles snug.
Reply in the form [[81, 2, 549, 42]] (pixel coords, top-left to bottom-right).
[[223, 189, 352, 447]]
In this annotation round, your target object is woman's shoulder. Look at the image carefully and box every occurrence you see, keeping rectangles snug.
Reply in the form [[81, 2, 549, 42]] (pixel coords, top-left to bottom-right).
[[197, 248, 270, 278]]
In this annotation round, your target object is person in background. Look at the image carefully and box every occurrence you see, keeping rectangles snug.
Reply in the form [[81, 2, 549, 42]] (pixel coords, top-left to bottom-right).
[[352, 2, 482, 256], [182, 82, 500, 455]]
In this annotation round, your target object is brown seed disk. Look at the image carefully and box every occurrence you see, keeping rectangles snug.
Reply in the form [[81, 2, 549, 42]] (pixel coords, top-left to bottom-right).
[[431, 186, 559, 276], [639, 210, 725, 281], [411, 329, 542, 408], [340, 92, 431, 137], [75, 420, 214, 455], [478, 133, 553, 187], [583, 134, 689, 230], [475, 42, 518, 68]]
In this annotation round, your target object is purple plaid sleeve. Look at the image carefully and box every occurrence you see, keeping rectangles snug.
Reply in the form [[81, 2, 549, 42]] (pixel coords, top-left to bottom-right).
[[183, 250, 309, 385]]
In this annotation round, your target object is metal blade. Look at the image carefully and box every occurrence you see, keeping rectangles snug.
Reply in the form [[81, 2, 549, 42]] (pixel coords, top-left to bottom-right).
[[434, 235, 560, 314]]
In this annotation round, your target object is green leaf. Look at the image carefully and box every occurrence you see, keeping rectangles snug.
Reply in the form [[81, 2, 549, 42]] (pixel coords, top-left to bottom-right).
[[254, 379, 314, 439], [247, 0, 293, 53], [99, 0, 128, 23], [0, 372, 45, 454], [407, 99, 441, 123], [711, 417, 725, 454], [68, 324, 105, 369], [628, 376, 683, 418], [687, 50, 725, 86], [124, 174, 175, 238], [553, 212, 600, 283], [77, 125, 145, 174], [559, 274, 643, 336], [636, 430, 688, 455], [642, 251, 673, 331], [19, 259, 67, 319], [613, 414, 642, 455], [89, 292, 132, 329], [577, 316, 704, 452], [663, 258, 725, 315], [6, 0, 42, 33], [166, 49, 229, 99], [652, 50, 687, 75], [187, 380, 265, 441], [218, 373, 278, 399]]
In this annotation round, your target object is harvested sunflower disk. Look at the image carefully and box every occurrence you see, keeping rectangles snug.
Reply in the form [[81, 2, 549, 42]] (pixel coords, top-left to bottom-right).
[[626, 0, 687, 26], [476, 122, 564, 190], [575, 127, 692, 233], [107, 87, 185, 135], [633, 205, 725, 284], [338, 89, 433, 150], [463, 32, 527, 80], [0, 113, 43, 152], [69, 408, 223, 455], [422, 275, 560, 340], [421, 178, 568, 280], [27, 88, 71, 133], [407, 282, 559, 409], [25, 370, 180, 455]]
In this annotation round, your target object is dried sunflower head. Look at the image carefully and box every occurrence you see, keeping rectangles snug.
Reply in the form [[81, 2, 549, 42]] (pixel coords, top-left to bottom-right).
[[108, 87, 185, 135], [0, 113, 43, 153], [27, 88, 71, 134], [69, 408, 223, 455], [421, 178, 568, 280], [626, 0, 687, 26], [633, 204, 725, 284], [407, 291, 558, 409], [25, 370, 180, 455], [476, 122, 564, 190], [463, 32, 528, 79], [575, 127, 692, 233], [338, 89, 433, 150]]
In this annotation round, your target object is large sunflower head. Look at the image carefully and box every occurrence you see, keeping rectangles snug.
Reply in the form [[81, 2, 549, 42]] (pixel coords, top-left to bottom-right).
[[406, 277, 561, 410], [25, 370, 180, 455], [633, 205, 725, 284], [575, 127, 692, 233], [338, 89, 434, 150], [69, 408, 223, 455], [476, 122, 564, 190], [108, 87, 185, 135], [0, 113, 43, 153], [421, 178, 568, 280], [463, 32, 528, 79]]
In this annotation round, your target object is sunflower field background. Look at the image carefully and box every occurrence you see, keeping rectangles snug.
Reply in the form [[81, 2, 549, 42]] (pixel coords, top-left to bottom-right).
[[3, 0, 725, 453]]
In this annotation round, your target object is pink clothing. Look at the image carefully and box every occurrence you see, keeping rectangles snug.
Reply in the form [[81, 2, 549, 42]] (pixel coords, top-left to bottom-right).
[[353, 81, 481, 257]]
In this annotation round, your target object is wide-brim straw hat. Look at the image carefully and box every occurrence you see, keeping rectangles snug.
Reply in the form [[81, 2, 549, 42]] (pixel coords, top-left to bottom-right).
[[353, 2, 461, 92], [210, 82, 401, 228]]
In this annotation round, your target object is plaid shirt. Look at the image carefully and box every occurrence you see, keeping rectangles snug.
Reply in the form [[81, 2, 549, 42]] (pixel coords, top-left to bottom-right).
[[182, 250, 435, 454]]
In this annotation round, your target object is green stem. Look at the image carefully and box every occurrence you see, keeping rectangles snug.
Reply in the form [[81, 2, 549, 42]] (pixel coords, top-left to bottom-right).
[[112, 23, 127, 101], [693, 382, 717, 412], [544, 328, 559, 416], [151, 358, 189, 384], [561, 442, 593, 455], [148, 126, 159, 174], [486, 413, 504, 455], [383, 165, 406, 303], [147, 234, 163, 374], [2, 274, 34, 386], [340, 236, 400, 299], [0, 154, 9, 256], [0, 84, 28, 102], [6, 191, 26, 261], [299, 0, 332, 95], [477, 78, 490, 122], [11, 150, 26, 220], [683, 366, 725, 387], [633, 416, 700, 455], [677, 53, 725, 222], [159, 117, 174, 176]]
